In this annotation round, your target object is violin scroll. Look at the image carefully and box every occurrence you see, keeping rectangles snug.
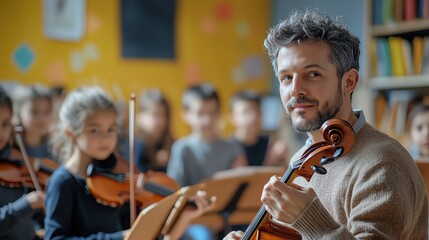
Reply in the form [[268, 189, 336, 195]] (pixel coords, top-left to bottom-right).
[[320, 119, 355, 154]]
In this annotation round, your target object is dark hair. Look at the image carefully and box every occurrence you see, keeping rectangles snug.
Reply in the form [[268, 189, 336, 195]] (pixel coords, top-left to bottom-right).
[[409, 104, 429, 124], [50, 86, 66, 98], [0, 86, 13, 113], [182, 83, 220, 110], [139, 88, 170, 116], [264, 9, 360, 81], [230, 90, 262, 109], [138, 88, 173, 142]]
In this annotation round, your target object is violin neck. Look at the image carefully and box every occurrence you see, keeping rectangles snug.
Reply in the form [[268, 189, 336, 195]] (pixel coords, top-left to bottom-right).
[[241, 166, 296, 240]]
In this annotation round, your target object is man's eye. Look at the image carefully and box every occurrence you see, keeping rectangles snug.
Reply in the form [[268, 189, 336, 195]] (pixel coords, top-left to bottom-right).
[[308, 72, 321, 78], [279, 75, 292, 82]]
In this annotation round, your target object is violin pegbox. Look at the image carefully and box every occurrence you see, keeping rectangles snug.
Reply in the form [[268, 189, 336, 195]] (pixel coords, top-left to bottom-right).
[[296, 119, 355, 181], [319, 147, 344, 165]]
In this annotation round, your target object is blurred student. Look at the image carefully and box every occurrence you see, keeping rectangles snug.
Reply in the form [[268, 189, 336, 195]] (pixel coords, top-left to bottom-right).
[[409, 103, 429, 161], [45, 86, 215, 240], [230, 90, 288, 166], [12, 84, 54, 160], [167, 83, 247, 239], [167, 83, 247, 187], [49, 86, 67, 124], [0, 86, 45, 239], [135, 88, 174, 172]]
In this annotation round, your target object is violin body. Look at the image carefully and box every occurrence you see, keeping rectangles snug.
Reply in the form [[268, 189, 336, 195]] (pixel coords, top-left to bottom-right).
[[242, 119, 356, 240], [86, 154, 180, 208], [256, 219, 301, 240], [0, 147, 57, 189]]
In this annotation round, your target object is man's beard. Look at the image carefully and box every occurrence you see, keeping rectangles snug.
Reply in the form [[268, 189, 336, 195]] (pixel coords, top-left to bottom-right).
[[286, 90, 343, 133]]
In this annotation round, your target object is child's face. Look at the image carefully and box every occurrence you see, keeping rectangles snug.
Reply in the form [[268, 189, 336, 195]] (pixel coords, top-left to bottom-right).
[[20, 97, 53, 136], [231, 100, 261, 132], [0, 106, 12, 150], [137, 103, 168, 137], [411, 111, 429, 157], [184, 99, 220, 139], [74, 110, 118, 160]]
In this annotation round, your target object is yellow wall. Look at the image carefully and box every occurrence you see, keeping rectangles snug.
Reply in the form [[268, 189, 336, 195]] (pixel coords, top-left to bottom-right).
[[0, 0, 271, 137]]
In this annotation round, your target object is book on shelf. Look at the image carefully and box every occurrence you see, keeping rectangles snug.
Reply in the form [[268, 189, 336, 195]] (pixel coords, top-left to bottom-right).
[[422, 36, 429, 74], [376, 38, 392, 76], [405, 0, 417, 20], [413, 36, 424, 74], [373, 36, 428, 78], [401, 38, 413, 75], [373, 0, 429, 25], [388, 37, 407, 76]]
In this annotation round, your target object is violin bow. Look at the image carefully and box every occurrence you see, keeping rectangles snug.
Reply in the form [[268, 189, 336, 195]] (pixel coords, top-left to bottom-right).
[[14, 126, 43, 192], [129, 93, 136, 225]]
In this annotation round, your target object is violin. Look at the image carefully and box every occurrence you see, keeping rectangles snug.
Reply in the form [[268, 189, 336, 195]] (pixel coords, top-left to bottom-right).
[[241, 119, 356, 240], [0, 146, 57, 190], [86, 154, 180, 208]]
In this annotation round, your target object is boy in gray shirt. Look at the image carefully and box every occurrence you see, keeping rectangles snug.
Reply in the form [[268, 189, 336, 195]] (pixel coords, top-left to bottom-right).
[[167, 83, 247, 187]]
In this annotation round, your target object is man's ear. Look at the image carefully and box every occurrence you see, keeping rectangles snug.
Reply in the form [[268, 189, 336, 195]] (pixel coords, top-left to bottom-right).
[[343, 68, 359, 95]]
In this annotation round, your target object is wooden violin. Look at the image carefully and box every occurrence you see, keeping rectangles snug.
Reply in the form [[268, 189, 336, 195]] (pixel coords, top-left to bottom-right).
[[241, 119, 355, 240], [0, 127, 58, 190], [86, 154, 180, 208], [0, 154, 57, 189]]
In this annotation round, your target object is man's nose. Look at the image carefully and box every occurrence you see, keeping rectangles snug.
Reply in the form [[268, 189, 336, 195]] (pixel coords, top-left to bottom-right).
[[290, 76, 306, 97]]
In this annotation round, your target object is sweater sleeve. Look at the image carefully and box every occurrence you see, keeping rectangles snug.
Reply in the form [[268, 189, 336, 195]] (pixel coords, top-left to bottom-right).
[[44, 170, 124, 240], [291, 198, 355, 239], [291, 159, 426, 239], [0, 195, 34, 232]]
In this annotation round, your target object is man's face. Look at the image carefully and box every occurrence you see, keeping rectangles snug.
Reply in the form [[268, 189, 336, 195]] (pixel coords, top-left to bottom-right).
[[276, 41, 345, 132]]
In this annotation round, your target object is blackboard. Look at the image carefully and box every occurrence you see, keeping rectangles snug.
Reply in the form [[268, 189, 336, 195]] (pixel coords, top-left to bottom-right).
[[121, 0, 176, 59]]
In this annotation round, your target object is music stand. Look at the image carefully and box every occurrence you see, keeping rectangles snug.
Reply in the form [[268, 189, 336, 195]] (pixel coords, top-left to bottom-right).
[[125, 166, 284, 239], [190, 166, 284, 231], [124, 187, 186, 240]]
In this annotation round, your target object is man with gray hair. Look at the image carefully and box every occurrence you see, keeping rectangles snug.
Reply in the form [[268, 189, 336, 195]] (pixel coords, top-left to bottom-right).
[[225, 9, 428, 239]]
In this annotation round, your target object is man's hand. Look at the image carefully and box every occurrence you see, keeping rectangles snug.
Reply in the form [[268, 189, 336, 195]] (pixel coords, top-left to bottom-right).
[[261, 176, 316, 224]]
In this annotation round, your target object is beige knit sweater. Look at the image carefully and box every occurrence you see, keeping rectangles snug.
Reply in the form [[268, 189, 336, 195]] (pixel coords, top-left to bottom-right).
[[289, 121, 428, 239]]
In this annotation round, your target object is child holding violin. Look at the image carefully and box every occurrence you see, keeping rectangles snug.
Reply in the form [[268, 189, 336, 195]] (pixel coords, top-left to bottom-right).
[[0, 86, 45, 239], [12, 84, 55, 160], [45, 86, 215, 240]]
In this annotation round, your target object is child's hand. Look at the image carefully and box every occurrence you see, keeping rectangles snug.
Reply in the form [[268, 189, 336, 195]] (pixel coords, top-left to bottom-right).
[[223, 230, 244, 239], [182, 190, 216, 220], [26, 191, 45, 210], [122, 229, 130, 238]]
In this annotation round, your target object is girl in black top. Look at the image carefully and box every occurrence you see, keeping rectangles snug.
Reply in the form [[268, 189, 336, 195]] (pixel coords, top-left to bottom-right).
[[45, 86, 214, 240]]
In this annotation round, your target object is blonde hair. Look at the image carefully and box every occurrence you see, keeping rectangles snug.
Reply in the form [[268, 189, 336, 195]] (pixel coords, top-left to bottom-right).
[[51, 86, 118, 162]]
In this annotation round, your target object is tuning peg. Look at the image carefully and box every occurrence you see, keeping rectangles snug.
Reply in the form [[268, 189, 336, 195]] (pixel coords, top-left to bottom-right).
[[333, 147, 344, 158], [311, 165, 327, 175], [320, 157, 334, 165]]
